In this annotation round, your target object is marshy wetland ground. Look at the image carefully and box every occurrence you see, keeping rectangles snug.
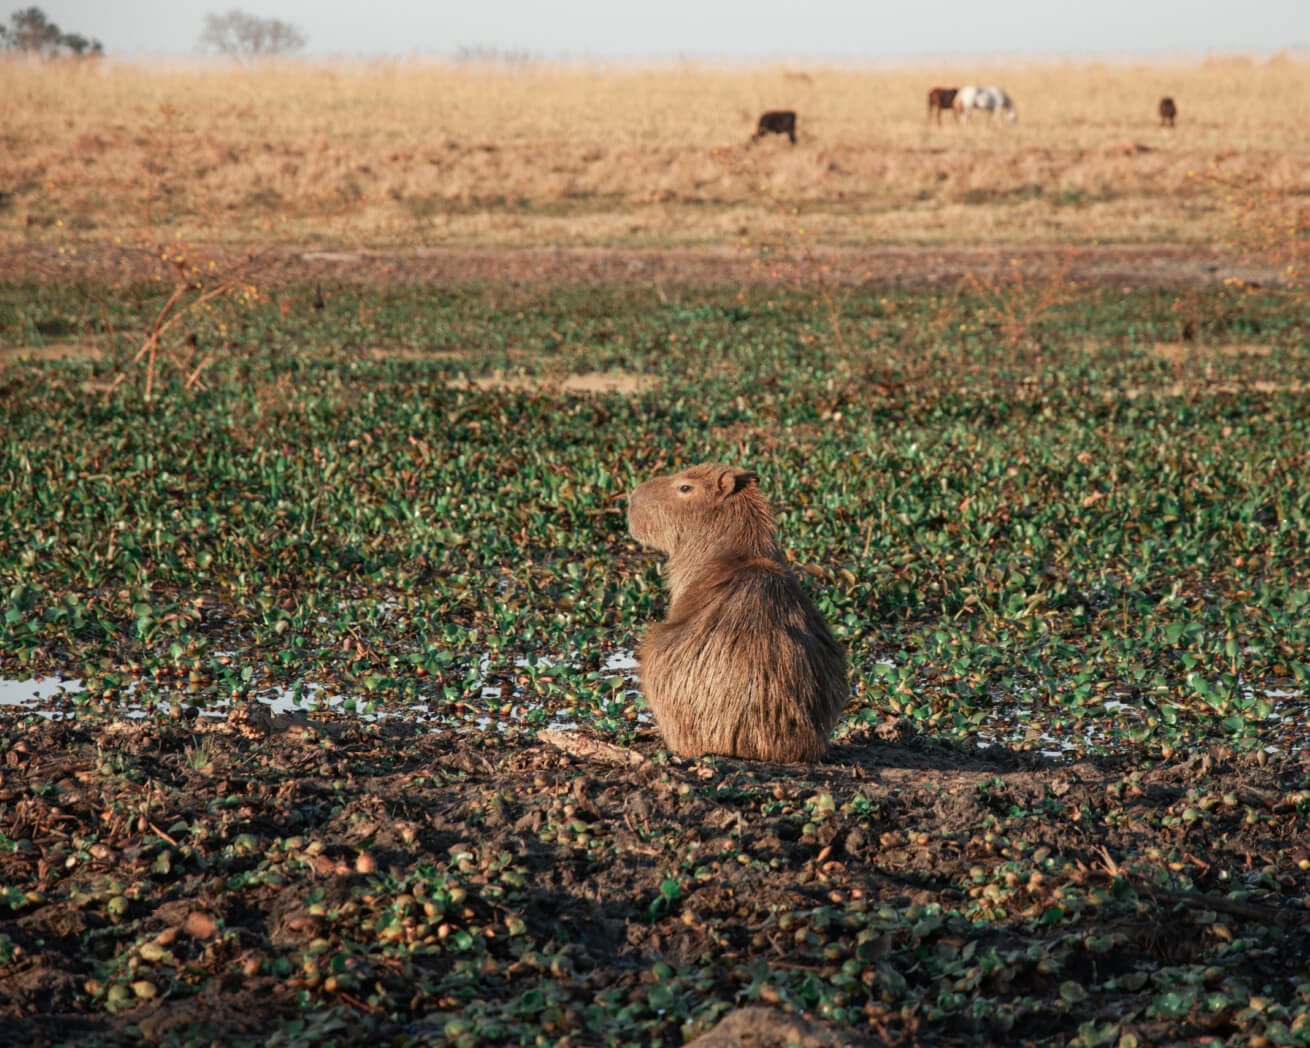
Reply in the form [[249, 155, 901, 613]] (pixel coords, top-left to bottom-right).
[[2, 57, 1310, 1046]]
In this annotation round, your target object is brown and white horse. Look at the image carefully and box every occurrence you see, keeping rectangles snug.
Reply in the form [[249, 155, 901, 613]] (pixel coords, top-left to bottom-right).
[[954, 85, 1017, 124]]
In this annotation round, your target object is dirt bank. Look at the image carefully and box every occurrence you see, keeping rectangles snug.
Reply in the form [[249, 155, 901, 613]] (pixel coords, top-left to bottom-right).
[[0, 241, 1289, 291]]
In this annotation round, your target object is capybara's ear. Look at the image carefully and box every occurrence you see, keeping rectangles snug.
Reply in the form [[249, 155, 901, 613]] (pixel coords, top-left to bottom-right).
[[721, 468, 758, 495], [714, 468, 740, 496]]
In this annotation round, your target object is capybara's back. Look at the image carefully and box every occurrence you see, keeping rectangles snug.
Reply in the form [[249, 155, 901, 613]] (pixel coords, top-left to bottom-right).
[[627, 463, 848, 762]]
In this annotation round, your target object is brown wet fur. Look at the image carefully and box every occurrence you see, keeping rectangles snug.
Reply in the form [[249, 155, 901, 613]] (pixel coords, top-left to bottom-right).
[[627, 463, 849, 762]]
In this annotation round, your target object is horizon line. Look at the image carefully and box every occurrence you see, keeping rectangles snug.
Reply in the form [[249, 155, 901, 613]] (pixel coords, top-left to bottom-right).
[[10, 45, 1307, 68]]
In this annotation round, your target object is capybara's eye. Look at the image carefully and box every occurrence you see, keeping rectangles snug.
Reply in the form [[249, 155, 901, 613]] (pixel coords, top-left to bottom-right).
[[677, 484, 693, 493]]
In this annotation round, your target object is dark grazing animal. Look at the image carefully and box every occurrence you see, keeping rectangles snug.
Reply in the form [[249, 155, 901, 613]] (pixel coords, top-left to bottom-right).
[[753, 109, 797, 144], [927, 86, 959, 125], [627, 463, 849, 763], [1159, 96, 1178, 128]]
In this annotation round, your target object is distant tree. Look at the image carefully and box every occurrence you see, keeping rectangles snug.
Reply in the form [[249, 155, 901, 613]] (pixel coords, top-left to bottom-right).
[[1, 6, 103, 56], [454, 44, 536, 64], [199, 9, 306, 59], [56, 31, 99, 55]]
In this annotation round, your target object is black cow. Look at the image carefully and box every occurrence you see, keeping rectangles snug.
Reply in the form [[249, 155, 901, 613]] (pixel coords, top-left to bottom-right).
[[753, 110, 797, 144]]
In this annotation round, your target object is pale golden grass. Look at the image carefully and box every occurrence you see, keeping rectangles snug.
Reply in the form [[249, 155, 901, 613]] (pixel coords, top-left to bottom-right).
[[2, 55, 1308, 249]]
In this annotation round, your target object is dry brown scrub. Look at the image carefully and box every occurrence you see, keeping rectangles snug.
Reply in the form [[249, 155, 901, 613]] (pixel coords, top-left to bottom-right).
[[2, 56, 1308, 250]]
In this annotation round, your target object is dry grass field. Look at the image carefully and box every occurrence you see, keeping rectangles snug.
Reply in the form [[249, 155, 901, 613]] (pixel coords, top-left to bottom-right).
[[2, 55, 1308, 256]]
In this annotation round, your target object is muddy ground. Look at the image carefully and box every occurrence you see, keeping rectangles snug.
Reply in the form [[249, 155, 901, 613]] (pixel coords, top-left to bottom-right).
[[1, 712, 1307, 1046], [0, 241, 1290, 291]]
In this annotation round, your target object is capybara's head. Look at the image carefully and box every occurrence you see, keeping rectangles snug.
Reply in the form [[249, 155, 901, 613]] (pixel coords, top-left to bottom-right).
[[628, 462, 778, 562]]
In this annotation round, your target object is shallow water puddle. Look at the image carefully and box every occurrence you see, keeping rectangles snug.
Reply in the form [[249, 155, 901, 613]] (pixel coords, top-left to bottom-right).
[[3, 657, 1305, 758], [0, 650, 645, 729], [0, 675, 84, 718]]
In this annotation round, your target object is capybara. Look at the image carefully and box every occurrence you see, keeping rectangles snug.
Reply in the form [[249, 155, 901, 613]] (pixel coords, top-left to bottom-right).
[[627, 463, 848, 762], [1159, 96, 1178, 128], [753, 109, 797, 144]]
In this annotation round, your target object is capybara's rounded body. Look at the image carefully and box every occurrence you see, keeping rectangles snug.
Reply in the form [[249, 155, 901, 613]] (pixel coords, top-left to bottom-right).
[[627, 463, 848, 763]]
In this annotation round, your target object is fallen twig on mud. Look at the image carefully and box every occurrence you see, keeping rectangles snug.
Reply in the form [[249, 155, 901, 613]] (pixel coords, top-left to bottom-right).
[[1141, 885, 1305, 927], [1096, 845, 1304, 927], [538, 729, 647, 767]]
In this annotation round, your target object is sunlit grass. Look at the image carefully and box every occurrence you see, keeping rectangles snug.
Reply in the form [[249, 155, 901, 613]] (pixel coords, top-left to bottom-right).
[[2, 54, 1308, 248]]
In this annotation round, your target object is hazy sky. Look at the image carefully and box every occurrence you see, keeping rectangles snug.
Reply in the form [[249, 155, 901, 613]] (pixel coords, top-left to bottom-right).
[[29, 1, 1310, 59]]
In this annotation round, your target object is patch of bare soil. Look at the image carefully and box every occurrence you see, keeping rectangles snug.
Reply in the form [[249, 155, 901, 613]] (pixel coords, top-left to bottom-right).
[[1151, 342, 1275, 363], [1118, 379, 1310, 398], [0, 339, 103, 362], [1, 714, 1308, 1045], [363, 341, 659, 392], [0, 242, 1292, 290], [447, 370, 657, 394]]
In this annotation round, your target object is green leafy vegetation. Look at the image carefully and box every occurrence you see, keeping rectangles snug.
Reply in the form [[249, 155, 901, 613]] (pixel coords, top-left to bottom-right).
[[0, 278, 1308, 1043], [1, 281, 1306, 754]]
